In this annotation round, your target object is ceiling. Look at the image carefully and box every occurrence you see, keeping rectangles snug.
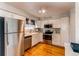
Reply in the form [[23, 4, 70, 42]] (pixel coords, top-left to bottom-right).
[[6, 2, 75, 18]]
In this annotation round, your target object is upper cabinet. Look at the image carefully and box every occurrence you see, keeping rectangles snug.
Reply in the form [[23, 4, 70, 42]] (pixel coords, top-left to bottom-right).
[[53, 20, 61, 28]]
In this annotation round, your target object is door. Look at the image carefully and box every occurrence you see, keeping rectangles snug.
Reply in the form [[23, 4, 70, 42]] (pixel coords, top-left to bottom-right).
[[0, 17, 5, 56]]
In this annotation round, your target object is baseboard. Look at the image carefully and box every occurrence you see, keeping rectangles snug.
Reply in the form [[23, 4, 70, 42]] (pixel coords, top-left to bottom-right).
[[51, 43, 65, 49]]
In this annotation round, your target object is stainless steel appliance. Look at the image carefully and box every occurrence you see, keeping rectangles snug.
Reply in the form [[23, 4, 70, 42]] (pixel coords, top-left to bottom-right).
[[0, 17, 19, 56], [5, 17, 19, 56], [0, 17, 24, 56], [24, 36, 32, 51], [43, 24, 53, 44]]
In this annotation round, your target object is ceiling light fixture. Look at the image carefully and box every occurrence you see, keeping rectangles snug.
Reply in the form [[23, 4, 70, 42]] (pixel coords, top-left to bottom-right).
[[38, 9, 46, 14]]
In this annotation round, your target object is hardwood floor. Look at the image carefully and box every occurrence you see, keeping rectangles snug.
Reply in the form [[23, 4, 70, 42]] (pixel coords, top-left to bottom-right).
[[24, 43, 65, 56]]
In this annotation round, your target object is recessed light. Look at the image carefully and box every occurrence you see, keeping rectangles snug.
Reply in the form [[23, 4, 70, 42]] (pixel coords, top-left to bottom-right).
[[42, 9, 46, 13]]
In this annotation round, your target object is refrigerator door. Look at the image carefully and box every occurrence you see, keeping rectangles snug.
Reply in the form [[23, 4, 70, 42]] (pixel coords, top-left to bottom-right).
[[0, 17, 5, 56], [5, 18, 18, 33], [5, 18, 18, 56], [6, 33, 18, 56]]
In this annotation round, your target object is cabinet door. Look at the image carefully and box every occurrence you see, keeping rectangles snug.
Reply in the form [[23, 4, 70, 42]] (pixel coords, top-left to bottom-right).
[[38, 33, 43, 42], [32, 33, 43, 46], [32, 35, 38, 46], [53, 23, 61, 28], [36, 21, 41, 28], [52, 34, 62, 46], [53, 20, 61, 28], [32, 34, 39, 46]]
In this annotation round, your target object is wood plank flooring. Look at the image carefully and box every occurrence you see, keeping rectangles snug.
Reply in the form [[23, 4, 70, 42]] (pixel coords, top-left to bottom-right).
[[24, 43, 65, 56]]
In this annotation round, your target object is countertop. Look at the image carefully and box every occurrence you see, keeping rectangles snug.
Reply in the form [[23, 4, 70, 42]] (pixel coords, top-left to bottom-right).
[[24, 32, 42, 37]]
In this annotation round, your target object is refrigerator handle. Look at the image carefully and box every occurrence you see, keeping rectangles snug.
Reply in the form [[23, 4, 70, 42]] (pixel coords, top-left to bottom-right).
[[6, 22, 9, 45]]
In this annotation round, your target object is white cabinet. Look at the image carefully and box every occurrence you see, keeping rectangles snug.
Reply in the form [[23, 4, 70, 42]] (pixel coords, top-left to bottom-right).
[[32, 33, 43, 46], [53, 20, 61, 28], [39, 20, 61, 28], [36, 20, 42, 28], [32, 34, 39, 46], [53, 23, 61, 28], [52, 17, 69, 47], [52, 34, 64, 46]]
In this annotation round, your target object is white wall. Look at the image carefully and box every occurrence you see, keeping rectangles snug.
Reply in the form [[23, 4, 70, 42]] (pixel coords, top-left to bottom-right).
[[69, 3, 79, 43], [69, 7, 75, 43], [65, 4, 75, 56], [60, 17, 69, 46], [65, 3, 79, 56], [55, 17, 69, 47], [75, 3, 79, 43]]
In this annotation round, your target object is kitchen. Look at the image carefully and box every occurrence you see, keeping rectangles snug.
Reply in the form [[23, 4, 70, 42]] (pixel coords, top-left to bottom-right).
[[24, 16, 69, 56], [0, 2, 79, 56]]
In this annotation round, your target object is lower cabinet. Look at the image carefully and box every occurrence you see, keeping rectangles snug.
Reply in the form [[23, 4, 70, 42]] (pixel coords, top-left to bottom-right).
[[24, 33, 43, 51], [52, 34, 64, 47], [32, 33, 43, 46]]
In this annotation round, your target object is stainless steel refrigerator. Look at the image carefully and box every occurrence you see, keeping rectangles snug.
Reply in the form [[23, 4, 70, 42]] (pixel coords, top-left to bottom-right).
[[0, 17, 24, 56], [5, 17, 19, 56]]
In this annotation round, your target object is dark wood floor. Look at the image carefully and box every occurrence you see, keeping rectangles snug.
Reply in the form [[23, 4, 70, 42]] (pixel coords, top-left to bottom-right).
[[24, 43, 65, 56]]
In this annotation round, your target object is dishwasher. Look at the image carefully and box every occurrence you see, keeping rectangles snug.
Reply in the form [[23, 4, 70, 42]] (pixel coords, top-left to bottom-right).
[[24, 35, 32, 51]]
